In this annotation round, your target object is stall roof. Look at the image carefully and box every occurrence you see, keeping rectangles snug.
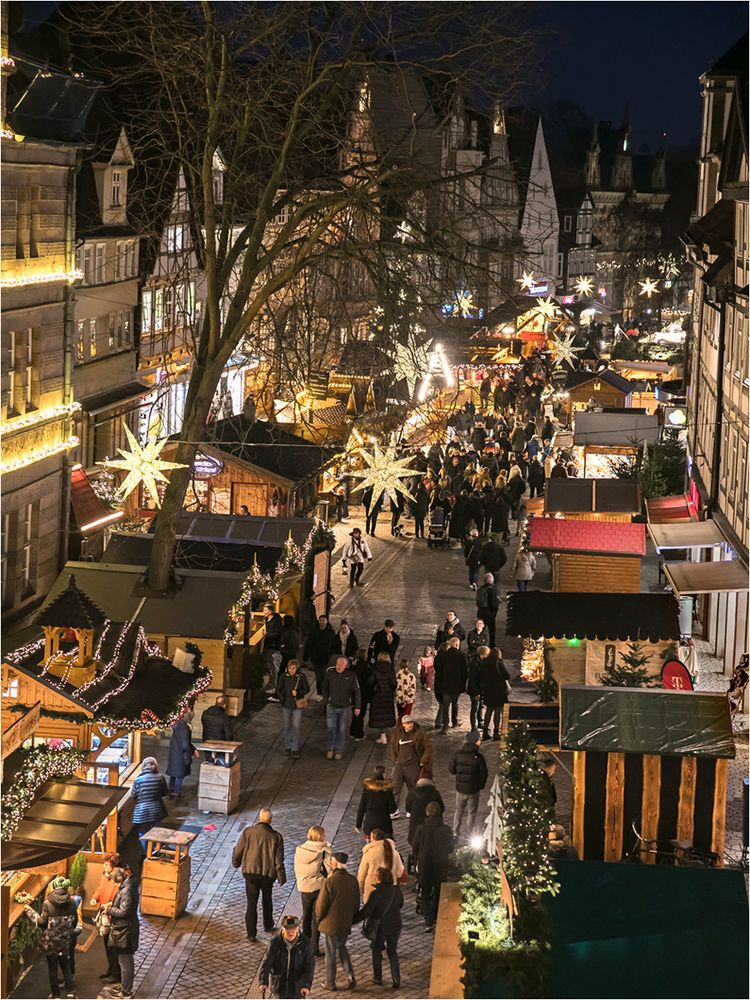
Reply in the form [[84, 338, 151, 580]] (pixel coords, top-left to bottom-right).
[[70, 465, 124, 536], [560, 686, 735, 758], [36, 573, 107, 629], [528, 517, 646, 556], [648, 521, 725, 551], [2, 779, 126, 870], [664, 559, 748, 596], [506, 591, 680, 641], [544, 478, 641, 514], [566, 369, 634, 395], [646, 493, 699, 523], [573, 411, 661, 448]]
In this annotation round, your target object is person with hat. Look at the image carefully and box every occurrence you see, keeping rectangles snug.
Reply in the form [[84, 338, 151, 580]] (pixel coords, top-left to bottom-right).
[[315, 852, 360, 991], [412, 801, 454, 932], [342, 527, 373, 588], [448, 731, 488, 842], [258, 915, 315, 999], [389, 714, 431, 818], [405, 767, 444, 850], [25, 875, 79, 999], [548, 824, 579, 863]]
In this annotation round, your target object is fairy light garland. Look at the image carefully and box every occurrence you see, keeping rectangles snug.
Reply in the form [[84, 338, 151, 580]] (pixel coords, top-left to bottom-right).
[[2, 746, 88, 842], [520, 637, 545, 683]]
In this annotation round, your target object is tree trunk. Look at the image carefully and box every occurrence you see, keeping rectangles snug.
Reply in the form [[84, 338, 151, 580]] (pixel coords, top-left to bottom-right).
[[147, 360, 222, 592]]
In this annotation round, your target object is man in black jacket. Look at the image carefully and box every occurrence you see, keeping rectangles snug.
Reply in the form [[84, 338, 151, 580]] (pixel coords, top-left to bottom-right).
[[476, 572, 501, 646], [303, 614, 336, 699], [434, 637, 467, 733], [262, 603, 284, 688], [448, 732, 488, 842], [201, 695, 233, 764], [322, 657, 361, 760], [368, 619, 400, 664], [232, 808, 287, 941], [412, 802, 454, 931], [259, 915, 314, 999], [405, 769, 445, 849]]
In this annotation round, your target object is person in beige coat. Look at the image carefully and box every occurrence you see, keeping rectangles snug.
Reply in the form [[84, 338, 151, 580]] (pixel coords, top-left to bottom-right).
[[293, 825, 331, 956], [357, 829, 404, 902]]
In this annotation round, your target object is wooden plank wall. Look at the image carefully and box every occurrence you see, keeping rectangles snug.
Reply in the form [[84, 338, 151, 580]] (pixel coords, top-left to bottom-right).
[[556, 554, 642, 593]]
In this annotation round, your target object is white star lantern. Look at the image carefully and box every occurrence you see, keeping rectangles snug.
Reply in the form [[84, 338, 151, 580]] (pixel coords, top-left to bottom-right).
[[390, 337, 430, 396], [455, 289, 475, 318], [518, 270, 536, 291], [550, 331, 584, 368], [574, 276, 594, 297], [639, 277, 660, 298], [350, 442, 416, 505], [99, 425, 188, 507], [535, 296, 557, 320]]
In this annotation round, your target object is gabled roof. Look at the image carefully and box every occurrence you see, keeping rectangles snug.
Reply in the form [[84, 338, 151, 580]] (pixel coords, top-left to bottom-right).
[[704, 33, 748, 79], [505, 107, 541, 212], [506, 591, 680, 641], [544, 477, 641, 514], [35, 574, 107, 629], [204, 417, 334, 484], [528, 517, 646, 557], [566, 369, 633, 395]]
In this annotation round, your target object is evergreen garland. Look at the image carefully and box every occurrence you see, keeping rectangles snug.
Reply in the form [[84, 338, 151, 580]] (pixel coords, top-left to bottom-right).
[[535, 646, 558, 704], [2, 746, 88, 841]]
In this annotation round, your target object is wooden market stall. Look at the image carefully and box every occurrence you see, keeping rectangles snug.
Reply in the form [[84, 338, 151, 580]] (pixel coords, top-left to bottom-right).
[[505, 591, 681, 687], [544, 478, 641, 522], [527, 516, 647, 592], [560, 685, 735, 862], [572, 411, 660, 477], [563, 370, 634, 422]]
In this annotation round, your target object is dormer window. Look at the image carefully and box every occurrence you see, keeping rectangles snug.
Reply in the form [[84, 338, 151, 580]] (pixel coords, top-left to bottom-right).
[[111, 170, 121, 206]]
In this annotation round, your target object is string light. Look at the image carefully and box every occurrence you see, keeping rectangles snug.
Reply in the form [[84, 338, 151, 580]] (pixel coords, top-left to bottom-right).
[[639, 277, 660, 298], [0, 434, 80, 473], [520, 638, 545, 682], [2, 746, 88, 842], [0, 268, 83, 289]]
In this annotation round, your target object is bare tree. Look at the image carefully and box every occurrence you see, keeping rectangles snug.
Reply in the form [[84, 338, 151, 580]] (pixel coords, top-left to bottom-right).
[[67, 1, 536, 591]]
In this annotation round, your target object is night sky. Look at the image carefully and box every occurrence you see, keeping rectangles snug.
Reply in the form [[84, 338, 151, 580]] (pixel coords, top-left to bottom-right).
[[527, 1, 748, 151]]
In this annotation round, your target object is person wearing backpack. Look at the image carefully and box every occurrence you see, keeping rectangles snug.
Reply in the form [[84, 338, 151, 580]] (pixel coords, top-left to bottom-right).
[[25, 875, 79, 999], [475, 573, 501, 646]]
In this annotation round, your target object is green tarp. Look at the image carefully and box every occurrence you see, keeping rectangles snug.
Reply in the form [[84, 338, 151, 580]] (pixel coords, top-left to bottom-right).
[[559, 685, 735, 758]]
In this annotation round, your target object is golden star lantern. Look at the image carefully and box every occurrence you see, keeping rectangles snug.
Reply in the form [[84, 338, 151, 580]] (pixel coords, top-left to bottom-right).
[[350, 442, 416, 505], [391, 338, 430, 395], [455, 289, 475, 318], [518, 270, 536, 291], [550, 331, 584, 368], [535, 296, 557, 320], [639, 277, 660, 298], [574, 276, 594, 297], [99, 425, 188, 507]]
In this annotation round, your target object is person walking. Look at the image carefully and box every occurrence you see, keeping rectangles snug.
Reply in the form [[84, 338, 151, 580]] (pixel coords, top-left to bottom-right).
[[356, 765, 397, 838], [467, 647, 485, 733], [200, 695, 233, 763], [258, 915, 315, 999], [303, 613, 336, 700], [231, 808, 286, 942], [434, 637, 467, 733], [357, 830, 405, 902], [333, 620, 358, 659], [512, 544, 537, 591], [528, 454, 546, 498], [294, 826, 332, 957], [342, 528, 373, 588], [103, 865, 140, 1000], [349, 648, 371, 741], [24, 875, 79, 1000], [362, 486, 384, 536], [418, 645, 435, 691], [481, 648, 511, 741], [91, 854, 122, 988], [166, 716, 198, 799], [355, 868, 403, 988], [406, 768, 445, 850], [316, 852, 360, 992], [389, 715, 431, 817], [449, 732, 488, 843], [395, 659, 417, 720], [368, 619, 400, 664], [463, 529, 483, 590], [280, 614, 300, 671], [476, 572, 501, 647], [435, 610, 466, 647], [276, 659, 310, 758], [323, 656, 362, 759], [368, 651, 396, 745], [129, 756, 168, 853], [413, 481, 429, 539], [412, 802, 454, 932], [262, 603, 284, 689], [466, 617, 490, 657]]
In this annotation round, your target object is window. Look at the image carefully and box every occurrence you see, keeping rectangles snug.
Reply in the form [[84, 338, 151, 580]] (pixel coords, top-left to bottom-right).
[[122, 310, 131, 345], [15, 186, 30, 259], [163, 286, 174, 328], [83, 245, 93, 284], [77, 320, 85, 361], [142, 289, 152, 332], [7, 370, 15, 415], [108, 312, 116, 348], [563, 215, 572, 233], [124, 241, 136, 277], [25, 329, 33, 407], [166, 224, 185, 255], [89, 318, 97, 358], [115, 241, 126, 280], [95, 243, 106, 283], [154, 289, 163, 331], [111, 169, 121, 207], [1, 515, 10, 606], [557, 253, 564, 277], [29, 186, 41, 257], [20, 502, 36, 597]]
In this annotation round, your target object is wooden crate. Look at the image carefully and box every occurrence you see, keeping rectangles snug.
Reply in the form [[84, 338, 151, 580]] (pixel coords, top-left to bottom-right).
[[141, 855, 191, 919], [198, 761, 241, 814], [224, 687, 246, 717]]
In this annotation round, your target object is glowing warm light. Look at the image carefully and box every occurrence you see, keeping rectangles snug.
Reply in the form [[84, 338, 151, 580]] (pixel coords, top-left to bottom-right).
[[535, 296, 557, 320], [520, 637, 545, 682], [574, 276, 594, 297], [470, 835, 484, 850], [99, 424, 188, 507], [350, 442, 416, 504], [518, 271, 536, 291], [390, 337, 430, 396], [1, 55, 16, 69], [455, 289, 476, 318], [417, 341, 455, 401], [550, 331, 583, 368], [1, 435, 79, 473], [80, 510, 125, 533], [639, 277, 659, 298], [0, 268, 83, 289], [0, 402, 81, 436]]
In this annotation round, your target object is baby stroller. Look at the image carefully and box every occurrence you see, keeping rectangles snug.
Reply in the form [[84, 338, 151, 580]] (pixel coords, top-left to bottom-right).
[[427, 507, 450, 548]]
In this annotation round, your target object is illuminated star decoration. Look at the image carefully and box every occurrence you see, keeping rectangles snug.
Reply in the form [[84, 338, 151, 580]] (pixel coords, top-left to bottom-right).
[[518, 270, 536, 291], [390, 337, 430, 396], [99, 425, 188, 507], [455, 288, 475, 318], [350, 442, 416, 505], [574, 276, 594, 297], [535, 296, 557, 320], [639, 277, 660, 298], [550, 331, 584, 368]]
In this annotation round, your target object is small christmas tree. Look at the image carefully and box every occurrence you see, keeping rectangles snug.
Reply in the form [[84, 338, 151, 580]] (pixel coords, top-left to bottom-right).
[[599, 640, 654, 687], [482, 774, 504, 858], [536, 646, 558, 704]]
